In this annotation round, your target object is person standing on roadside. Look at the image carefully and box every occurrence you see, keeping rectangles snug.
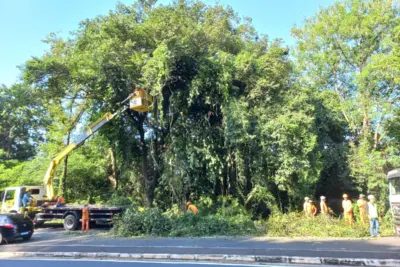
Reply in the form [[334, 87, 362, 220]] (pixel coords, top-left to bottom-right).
[[342, 194, 353, 226], [308, 200, 318, 217], [367, 195, 380, 237], [357, 194, 367, 226], [82, 203, 90, 232], [303, 197, 310, 216], [320, 196, 328, 215], [21, 191, 33, 211]]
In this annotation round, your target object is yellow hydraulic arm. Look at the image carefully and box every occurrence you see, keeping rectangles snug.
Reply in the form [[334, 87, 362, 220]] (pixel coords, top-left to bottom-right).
[[43, 107, 128, 200]]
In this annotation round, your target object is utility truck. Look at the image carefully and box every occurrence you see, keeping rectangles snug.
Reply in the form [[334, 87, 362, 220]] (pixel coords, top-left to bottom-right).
[[1, 88, 152, 231]]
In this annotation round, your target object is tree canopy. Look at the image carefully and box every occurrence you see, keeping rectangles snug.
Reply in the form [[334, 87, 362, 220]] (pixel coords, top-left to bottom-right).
[[1, 0, 399, 215]]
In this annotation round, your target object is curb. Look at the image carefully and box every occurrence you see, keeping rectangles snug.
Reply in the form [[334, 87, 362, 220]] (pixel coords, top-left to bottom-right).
[[1, 252, 399, 266]]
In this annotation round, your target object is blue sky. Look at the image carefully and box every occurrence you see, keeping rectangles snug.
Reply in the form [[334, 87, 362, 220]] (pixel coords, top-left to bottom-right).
[[0, 0, 335, 87]]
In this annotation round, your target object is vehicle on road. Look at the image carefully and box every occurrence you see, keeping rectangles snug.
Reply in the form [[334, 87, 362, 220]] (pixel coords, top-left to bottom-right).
[[0, 87, 152, 231], [388, 168, 400, 236], [0, 214, 34, 244]]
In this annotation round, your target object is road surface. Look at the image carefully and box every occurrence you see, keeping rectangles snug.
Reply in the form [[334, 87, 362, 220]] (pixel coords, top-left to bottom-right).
[[2, 225, 400, 260], [0, 259, 334, 267]]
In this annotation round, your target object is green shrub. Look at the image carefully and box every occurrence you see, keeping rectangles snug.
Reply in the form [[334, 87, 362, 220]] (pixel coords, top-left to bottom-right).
[[112, 207, 396, 238], [106, 195, 133, 206], [112, 207, 172, 236], [267, 212, 395, 238], [113, 206, 259, 237], [170, 213, 259, 237]]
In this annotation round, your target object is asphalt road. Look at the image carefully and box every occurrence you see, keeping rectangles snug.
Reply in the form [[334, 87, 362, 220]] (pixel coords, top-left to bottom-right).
[[0, 259, 333, 267], [2, 224, 400, 260]]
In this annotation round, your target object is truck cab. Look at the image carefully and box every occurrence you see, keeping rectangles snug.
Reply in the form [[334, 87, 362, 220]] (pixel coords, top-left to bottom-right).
[[388, 169, 400, 236], [1, 186, 46, 213]]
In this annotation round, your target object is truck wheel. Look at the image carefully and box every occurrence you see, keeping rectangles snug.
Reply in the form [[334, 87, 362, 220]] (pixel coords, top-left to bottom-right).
[[64, 215, 78, 231]]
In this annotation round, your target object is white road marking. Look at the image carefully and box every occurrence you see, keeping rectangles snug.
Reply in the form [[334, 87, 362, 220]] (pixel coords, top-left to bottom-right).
[[12, 243, 400, 254], [0, 258, 284, 266]]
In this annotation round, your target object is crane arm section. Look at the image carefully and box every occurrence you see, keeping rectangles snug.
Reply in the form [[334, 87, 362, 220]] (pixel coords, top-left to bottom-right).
[[43, 107, 128, 200]]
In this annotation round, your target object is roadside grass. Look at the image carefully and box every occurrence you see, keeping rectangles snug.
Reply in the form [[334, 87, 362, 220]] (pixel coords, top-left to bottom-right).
[[111, 207, 396, 238], [266, 212, 394, 238]]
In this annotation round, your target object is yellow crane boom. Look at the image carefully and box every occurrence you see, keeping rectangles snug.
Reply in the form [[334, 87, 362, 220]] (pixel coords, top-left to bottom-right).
[[43, 108, 128, 200], [42, 87, 152, 201]]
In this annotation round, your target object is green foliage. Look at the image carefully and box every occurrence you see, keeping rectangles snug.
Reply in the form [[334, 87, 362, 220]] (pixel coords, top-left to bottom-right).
[[0, 84, 48, 161], [0, 0, 398, 232], [112, 207, 172, 237], [113, 207, 259, 237], [293, 0, 400, 203], [169, 213, 258, 237], [106, 194, 134, 207], [267, 212, 395, 238]]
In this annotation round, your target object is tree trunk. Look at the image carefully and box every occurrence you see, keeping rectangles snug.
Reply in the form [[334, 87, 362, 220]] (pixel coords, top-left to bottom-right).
[[228, 151, 237, 197], [127, 110, 155, 207], [244, 148, 252, 196], [107, 147, 118, 190], [60, 131, 71, 199], [138, 123, 153, 207]]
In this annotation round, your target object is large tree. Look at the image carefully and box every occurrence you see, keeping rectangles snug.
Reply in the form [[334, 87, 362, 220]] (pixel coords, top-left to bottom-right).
[[16, 0, 325, 211], [293, 0, 400, 205]]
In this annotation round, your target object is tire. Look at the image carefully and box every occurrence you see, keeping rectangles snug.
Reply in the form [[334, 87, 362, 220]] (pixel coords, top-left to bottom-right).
[[0, 232, 3, 245], [63, 214, 78, 231]]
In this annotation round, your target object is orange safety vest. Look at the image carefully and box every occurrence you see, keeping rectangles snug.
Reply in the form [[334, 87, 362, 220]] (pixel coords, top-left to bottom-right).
[[82, 207, 89, 220], [310, 204, 317, 216], [342, 200, 352, 213], [188, 204, 198, 215], [320, 201, 328, 214], [357, 199, 367, 211], [58, 196, 65, 204]]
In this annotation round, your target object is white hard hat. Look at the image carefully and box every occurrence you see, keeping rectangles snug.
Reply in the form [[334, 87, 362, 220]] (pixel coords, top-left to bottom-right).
[[304, 197, 310, 200], [367, 195, 375, 200], [320, 196, 326, 200]]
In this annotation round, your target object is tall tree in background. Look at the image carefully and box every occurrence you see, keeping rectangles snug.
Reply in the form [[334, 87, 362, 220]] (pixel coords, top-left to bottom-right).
[[293, 0, 400, 205]]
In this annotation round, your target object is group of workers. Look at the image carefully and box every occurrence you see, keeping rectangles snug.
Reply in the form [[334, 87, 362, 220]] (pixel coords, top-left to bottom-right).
[[303, 194, 381, 237]]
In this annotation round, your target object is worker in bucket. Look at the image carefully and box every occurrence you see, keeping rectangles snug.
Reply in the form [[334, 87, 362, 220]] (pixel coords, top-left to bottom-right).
[[82, 203, 90, 232], [342, 194, 353, 226]]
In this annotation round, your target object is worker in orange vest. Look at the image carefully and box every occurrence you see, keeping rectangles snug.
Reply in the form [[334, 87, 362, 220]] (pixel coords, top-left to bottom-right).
[[342, 194, 353, 226], [303, 197, 310, 216], [81, 203, 90, 232], [320, 196, 328, 215], [55, 195, 66, 208], [186, 202, 198, 215], [357, 194, 367, 226], [308, 200, 318, 217]]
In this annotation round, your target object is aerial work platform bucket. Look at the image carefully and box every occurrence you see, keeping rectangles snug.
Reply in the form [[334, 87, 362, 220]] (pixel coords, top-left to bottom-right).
[[130, 87, 153, 112]]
